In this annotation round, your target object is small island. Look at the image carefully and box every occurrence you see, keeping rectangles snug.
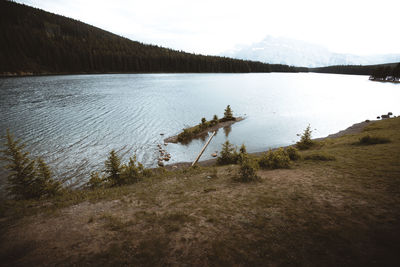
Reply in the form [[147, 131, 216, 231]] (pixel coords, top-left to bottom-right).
[[164, 105, 244, 144]]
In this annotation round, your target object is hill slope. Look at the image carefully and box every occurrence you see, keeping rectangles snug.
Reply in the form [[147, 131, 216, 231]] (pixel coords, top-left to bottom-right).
[[0, 1, 304, 76]]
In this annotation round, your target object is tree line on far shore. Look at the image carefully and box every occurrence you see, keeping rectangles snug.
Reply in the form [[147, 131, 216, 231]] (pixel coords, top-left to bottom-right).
[[0, 1, 306, 75], [310, 62, 400, 79], [369, 63, 400, 81]]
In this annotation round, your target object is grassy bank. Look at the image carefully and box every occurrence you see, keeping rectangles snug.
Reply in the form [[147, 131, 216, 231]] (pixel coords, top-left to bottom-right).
[[1, 118, 400, 266]]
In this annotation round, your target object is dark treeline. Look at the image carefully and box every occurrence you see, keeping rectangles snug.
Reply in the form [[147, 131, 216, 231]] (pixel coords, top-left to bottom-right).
[[0, 1, 306, 76], [310, 62, 400, 80], [369, 63, 400, 81]]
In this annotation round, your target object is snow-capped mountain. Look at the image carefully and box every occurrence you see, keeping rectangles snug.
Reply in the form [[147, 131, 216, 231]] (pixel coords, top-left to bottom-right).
[[221, 36, 400, 67]]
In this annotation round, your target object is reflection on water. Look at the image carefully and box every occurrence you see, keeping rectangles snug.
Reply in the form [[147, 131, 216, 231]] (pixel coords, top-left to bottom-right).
[[223, 125, 232, 137], [1, 73, 399, 185]]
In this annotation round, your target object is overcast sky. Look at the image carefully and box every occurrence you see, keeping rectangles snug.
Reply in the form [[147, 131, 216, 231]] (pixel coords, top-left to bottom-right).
[[16, 0, 400, 56]]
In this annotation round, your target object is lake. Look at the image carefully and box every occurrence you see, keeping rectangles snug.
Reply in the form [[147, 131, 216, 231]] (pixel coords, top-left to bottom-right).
[[1, 73, 399, 186]]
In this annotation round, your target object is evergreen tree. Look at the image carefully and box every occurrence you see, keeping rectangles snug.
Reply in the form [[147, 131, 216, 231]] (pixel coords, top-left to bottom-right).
[[217, 140, 237, 165], [104, 150, 122, 186], [211, 114, 219, 125], [0, 130, 61, 199], [200, 117, 207, 129], [36, 157, 61, 197], [1, 130, 37, 199], [296, 125, 314, 150], [393, 63, 400, 79], [223, 105, 233, 120]]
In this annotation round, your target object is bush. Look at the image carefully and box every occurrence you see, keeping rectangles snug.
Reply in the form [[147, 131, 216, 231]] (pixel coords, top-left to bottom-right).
[[304, 153, 335, 161], [357, 135, 390, 145], [91, 152, 151, 188], [217, 140, 238, 165], [121, 155, 151, 184], [211, 114, 219, 126], [285, 146, 301, 161], [296, 125, 314, 150], [87, 171, 104, 189], [259, 148, 290, 169], [237, 154, 259, 182], [1, 129, 61, 199], [200, 117, 209, 129], [177, 128, 194, 142], [237, 144, 247, 164]]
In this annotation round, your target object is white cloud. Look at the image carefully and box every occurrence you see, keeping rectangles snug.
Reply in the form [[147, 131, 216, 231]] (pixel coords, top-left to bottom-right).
[[16, 0, 400, 55]]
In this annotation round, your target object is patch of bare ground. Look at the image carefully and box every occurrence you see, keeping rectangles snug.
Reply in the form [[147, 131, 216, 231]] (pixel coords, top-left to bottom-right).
[[1, 117, 400, 266]]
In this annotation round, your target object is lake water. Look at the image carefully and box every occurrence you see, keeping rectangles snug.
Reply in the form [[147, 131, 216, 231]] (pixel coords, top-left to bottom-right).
[[1, 73, 399, 186]]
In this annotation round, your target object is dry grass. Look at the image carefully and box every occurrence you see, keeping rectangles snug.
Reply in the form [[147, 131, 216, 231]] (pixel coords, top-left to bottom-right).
[[1, 118, 400, 266]]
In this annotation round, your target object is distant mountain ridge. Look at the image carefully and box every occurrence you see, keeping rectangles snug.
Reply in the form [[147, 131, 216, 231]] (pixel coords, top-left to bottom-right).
[[221, 36, 400, 67], [0, 1, 303, 76]]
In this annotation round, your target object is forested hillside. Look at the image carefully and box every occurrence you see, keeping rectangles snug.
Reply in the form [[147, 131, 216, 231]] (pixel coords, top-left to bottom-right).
[[0, 1, 306, 76], [310, 62, 400, 78]]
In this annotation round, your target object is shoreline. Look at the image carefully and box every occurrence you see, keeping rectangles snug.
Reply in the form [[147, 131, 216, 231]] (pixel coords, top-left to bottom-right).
[[369, 79, 400, 84], [165, 119, 374, 169]]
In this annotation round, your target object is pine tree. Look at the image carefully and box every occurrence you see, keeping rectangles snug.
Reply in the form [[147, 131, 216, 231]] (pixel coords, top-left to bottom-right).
[[200, 117, 207, 129], [217, 140, 237, 165], [104, 150, 122, 186], [1, 130, 62, 199], [1, 129, 37, 199], [296, 125, 314, 150], [211, 114, 219, 125], [36, 157, 61, 197], [223, 105, 233, 120]]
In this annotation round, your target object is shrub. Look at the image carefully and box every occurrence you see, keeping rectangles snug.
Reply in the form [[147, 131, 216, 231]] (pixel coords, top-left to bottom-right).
[[237, 154, 259, 182], [304, 153, 335, 161], [285, 146, 301, 161], [88, 152, 151, 189], [217, 140, 238, 165], [357, 135, 390, 145], [177, 128, 193, 142], [87, 171, 104, 189], [237, 144, 247, 164], [1, 129, 61, 199], [200, 117, 208, 129], [121, 155, 150, 184], [259, 148, 290, 169], [296, 125, 314, 150], [211, 114, 219, 125]]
